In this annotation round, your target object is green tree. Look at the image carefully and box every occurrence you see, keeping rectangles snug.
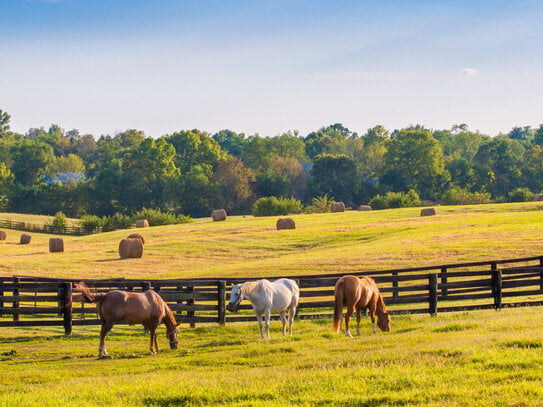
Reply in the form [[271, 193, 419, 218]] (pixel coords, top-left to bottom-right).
[[164, 164, 217, 218], [120, 138, 180, 212], [0, 110, 11, 135], [380, 129, 449, 200], [304, 123, 355, 159], [212, 130, 246, 158], [308, 154, 359, 206], [166, 130, 226, 173], [211, 157, 256, 214], [11, 140, 55, 185]]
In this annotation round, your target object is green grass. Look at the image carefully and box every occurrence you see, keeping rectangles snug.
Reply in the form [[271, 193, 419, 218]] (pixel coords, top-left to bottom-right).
[[1, 307, 543, 406], [2, 202, 543, 405]]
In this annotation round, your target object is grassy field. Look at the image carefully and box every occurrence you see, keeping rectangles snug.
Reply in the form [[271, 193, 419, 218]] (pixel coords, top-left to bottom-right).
[[1, 202, 543, 279], [1, 202, 543, 405], [0, 307, 542, 406]]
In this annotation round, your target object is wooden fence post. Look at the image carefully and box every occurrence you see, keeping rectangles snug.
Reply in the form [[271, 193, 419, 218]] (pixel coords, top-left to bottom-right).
[[491, 262, 502, 310], [429, 273, 438, 316], [0, 279, 4, 318], [187, 286, 195, 328], [392, 271, 399, 298], [61, 282, 73, 336], [440, 266, 448, 298], [176, 283, 183, 319], [218, 281, 226, 325], [12, 277, 19, 322]]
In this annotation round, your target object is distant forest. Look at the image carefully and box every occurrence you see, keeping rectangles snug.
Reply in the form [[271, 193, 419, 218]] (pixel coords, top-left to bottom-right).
[[1, 109, 542, 219]]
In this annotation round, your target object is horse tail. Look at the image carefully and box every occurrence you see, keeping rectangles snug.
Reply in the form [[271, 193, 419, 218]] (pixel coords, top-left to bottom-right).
[[73, 282, 104, 303], [332, 278, 344, 333]]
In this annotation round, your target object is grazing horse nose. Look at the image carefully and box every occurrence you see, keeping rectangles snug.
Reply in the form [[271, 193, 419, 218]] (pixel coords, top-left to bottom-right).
[[226, 302, 236, 312]]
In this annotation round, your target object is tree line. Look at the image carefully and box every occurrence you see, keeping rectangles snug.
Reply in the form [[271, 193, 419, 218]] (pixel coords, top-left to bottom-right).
[[1, 109, 542, 219]]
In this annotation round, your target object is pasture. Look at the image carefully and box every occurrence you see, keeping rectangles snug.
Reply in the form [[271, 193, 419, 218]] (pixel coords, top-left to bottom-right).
[[1, 308, 543, 406], [1, 202, 543, 405]]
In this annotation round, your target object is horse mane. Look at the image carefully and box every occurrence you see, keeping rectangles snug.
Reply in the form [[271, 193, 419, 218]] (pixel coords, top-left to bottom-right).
[[73, 282, 105, 304], [241, 281, 260, 295]]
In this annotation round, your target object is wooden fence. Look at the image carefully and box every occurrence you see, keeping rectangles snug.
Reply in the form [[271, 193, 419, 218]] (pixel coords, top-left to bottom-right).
[[0, 219, 97, 236], [1, 255, 543, 335]]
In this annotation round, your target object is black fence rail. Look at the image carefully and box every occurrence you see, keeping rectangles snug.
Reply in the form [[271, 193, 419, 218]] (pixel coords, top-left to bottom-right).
[[0, 219, 98, 236], [1, 255, 543, 334]]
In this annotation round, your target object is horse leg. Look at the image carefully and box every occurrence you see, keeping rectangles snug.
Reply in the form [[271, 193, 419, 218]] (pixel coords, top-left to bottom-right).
[[280, 310, 287, 336], [99, 321, 113, 358], [148, 320, 160, 354], [356, 307, 362, 336], [369, 302, 377, 334], [345, 305, 355, 338], [149, 329, 158, 354], [288, 305, 296, 335], [264, 309, 271, 339], [255, 313, 265, 339]]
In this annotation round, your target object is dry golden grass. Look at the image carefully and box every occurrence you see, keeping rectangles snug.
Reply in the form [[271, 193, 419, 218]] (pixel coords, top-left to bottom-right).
[[0, 202, 542, 280]]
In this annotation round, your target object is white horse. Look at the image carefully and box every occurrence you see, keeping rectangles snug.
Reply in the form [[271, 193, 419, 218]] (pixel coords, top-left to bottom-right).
[[226, 278, 300, 339]]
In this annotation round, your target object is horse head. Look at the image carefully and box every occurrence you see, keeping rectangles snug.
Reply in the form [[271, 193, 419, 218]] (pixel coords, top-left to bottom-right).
[[226, 284, 243, 312], [377, 310, 391, 332], [167, 325, 179, 349]]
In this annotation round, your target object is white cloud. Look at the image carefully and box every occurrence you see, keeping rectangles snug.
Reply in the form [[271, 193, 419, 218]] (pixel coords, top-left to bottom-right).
[[461, 67, 479, 76]]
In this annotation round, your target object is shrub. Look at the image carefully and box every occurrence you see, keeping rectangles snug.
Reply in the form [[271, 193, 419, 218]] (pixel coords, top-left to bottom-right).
[[441, 187, 492, 205], [508, 188, 535, 203], [49, 212, 67, 234], [369, 190, 422, 209], [252, 197, 303, 217], [133, 208, 193, 226], [305, 194, 334, 213], [102, 213, 134, 232], [80, 215, 102, 234]]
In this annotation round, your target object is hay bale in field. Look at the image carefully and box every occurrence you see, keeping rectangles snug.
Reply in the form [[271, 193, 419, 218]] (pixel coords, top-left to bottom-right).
[[19, 234, 31, 244], [49, 238, 64, 253], [135, 219, 149, 228], [358, 205, 372, 211], [127, 233, 147, 244], [118, 238, 144, 259], [330, 202, 345, 213], [0, 230, 6, 241], [276, 217, 296, 230], [211, 209, 227, 222], [533, 194, 543, 201], [421, 208, 437, 217]]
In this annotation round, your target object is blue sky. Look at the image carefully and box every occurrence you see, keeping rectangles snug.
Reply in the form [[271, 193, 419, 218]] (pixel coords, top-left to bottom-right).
[[1, 0, 542, 138]]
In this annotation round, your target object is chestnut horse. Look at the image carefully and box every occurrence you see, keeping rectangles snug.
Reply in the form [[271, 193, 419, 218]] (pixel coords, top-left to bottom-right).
[[74, 282, 179, 357], [332, 275, 391, 337]]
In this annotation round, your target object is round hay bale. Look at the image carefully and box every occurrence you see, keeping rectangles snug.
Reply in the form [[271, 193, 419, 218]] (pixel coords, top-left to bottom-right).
[[135, 219, 149, 228], [358, 205, 372, 211], [421, 208, 437, 217], [0, 230, 6, 241], [127, 233, 147, 244], [118, 238, 144, 259], [276, 217, 296, 230], [49, 238, 64, 253], [212, 209, 227, 222], [330, 202, 345, 213], [19, 234, 31, 245], [533, 194, 543, 201]]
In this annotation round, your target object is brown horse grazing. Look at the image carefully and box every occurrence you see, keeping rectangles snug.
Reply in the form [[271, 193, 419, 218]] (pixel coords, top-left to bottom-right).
[[332, 275, 391, 337], [74, 282, 179, 357]]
